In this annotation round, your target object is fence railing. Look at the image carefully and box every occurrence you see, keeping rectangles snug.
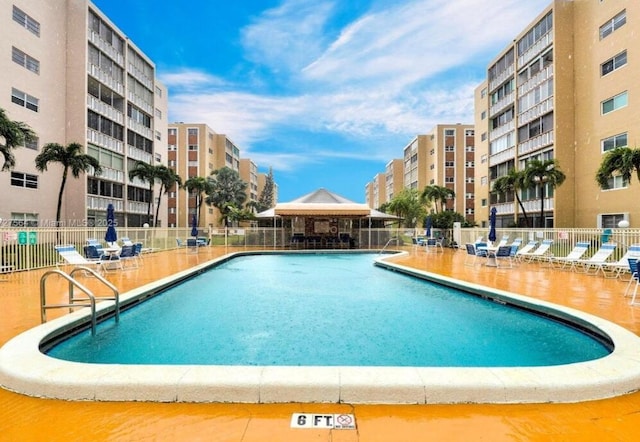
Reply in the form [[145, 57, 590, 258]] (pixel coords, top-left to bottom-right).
[[2, 226, 639, 273]]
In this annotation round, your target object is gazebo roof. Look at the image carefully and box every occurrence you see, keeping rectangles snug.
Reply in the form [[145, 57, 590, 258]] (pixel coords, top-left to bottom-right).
[[256, 188, 398, 219]]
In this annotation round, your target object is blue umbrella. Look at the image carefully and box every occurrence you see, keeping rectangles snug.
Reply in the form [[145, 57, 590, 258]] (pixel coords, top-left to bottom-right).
[[191, 215, 198, 237], [488, 207, 497, 243], [424, 216, 432, 238], [104, 203, 117, 244]]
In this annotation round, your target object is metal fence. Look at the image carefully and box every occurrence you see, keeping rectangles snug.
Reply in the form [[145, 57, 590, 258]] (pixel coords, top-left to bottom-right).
[[2, 225, 639, 273]]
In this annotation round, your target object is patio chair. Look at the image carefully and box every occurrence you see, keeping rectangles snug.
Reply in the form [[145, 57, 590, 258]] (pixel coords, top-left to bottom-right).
[[514, 240, 538, 262], [548, 241, 591, 270], [118, 245, 139, 269], [425, 238, 444, 253], [464, 243, 480, 266], [623, 258, 639, 302], [518, 239, 554, 263], [600, 244, 640, 279], [495, 245, 514, 268], [573, 242, 617, 275]]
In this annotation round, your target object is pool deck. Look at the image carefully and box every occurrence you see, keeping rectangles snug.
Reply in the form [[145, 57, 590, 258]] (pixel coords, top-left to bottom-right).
[[2, 246, 640, 441]]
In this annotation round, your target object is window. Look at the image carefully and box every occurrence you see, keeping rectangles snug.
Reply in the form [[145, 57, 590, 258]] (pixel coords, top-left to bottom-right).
[[600, 213, 627, 228], [445, 161, 454, 168], [481, 110, 486, 120], [12, 47, 39, 74], [481, 198, 488, 207], [602, 91, 628, 114], [445, 146, 455, 152], [10, 171, 38, 189], [602, 133, 628, 152], [155, 86, 163, 97], [25, 136, 38, 150], [10, 212, 38, 227], [481, 176, 488, 186], [12, 6, 40, 37], [481, 132, 487, 141], [600, 10, 626, 40], [11, 88, 38, 112], [155, 108, 162, 118], [444, 129, 455, 136], [604, 175, 628, 190], [601, 51, 627, 76], [465, 130, 475, 137], [445, 177, 454, 183]]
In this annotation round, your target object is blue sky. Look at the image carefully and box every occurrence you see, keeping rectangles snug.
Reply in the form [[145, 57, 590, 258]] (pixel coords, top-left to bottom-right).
[[92, 0, 550, 203]]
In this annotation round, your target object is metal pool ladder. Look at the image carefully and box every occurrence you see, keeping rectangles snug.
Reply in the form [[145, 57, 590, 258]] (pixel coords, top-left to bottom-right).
[[379, 236, 399, 254], [40, 266, 120, 336]]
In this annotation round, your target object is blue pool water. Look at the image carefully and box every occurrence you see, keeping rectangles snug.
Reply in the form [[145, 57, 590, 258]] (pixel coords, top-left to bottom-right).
[[47, 253, 610, 367]]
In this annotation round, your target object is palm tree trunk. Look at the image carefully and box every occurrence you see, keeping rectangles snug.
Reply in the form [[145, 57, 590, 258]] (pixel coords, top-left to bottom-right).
[[56, 168, 68, 226], [154, 184, 164, 228], [539, 184, 545, 228], [147, 183, 153, 225], [514, 194, 530, 227]]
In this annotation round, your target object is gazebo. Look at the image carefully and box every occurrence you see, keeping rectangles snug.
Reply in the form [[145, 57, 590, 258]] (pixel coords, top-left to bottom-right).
[[256, 188, 398, 249]]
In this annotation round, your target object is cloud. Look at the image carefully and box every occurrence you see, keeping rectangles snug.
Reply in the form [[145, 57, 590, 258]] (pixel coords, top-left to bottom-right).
[[164, 0, 550, 166]]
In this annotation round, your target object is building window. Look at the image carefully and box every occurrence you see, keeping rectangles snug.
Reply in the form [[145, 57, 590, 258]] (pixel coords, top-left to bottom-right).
[[481, 132, 487, 141], [481, 154, 488, 164], [155, 130, 161, 140], [155, 153, 162, 163], [12, 47, 39, 74], [444, 129, 455, 136], [155, 108, 162, 118], [480, 88, 487, 98], [600, 10, 626, 40], [481, 110, 486, 120], [481, 198, 488, 207], [601, 51, 627, 76], [155, 86, 162, 97], [11, 88, 39, 112], [25, 136, 38, 150], [445, 177, 454, 183], [445, 161, 454, 168], [430, 164, 435, 170], [602, 91, 628, 114], [445, 146, 455, 152], [10, 212, 38, 227], [602, 133, 628, 152], [12, 6, 40, 37], [466, 146, 475, 152], [480, 176, 488, 186], [188, 145, 198, 151], [10, 171, 38, 189], [604, 175, 628, 190]]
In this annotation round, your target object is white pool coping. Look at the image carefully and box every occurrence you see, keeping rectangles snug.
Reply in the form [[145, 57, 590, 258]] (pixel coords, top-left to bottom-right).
[[2, 251, 640, 404]]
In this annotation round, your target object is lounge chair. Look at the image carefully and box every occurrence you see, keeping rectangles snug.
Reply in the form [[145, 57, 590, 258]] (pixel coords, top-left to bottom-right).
[[548, 241, 591, 270], [600, 244, 640, 279], [464, 243, 480, 266], [514, 240, 538, 262], [118, 245, 139, 269], [495, 235, 510, 248], [517, 239, 554, 263], [55, 245, 110, 272], [573, 242, 617, 274]]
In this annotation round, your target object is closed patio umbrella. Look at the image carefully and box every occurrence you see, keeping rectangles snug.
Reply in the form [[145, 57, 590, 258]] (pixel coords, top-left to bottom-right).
[[104, 203, 117, 245], [488, 207, 497, 243], [191, 215, 198, 238], [425, 216, 432, 238]]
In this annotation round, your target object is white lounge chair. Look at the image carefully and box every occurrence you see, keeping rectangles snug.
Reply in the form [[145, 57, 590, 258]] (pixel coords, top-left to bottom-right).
[[573, 243, 617, 274], [515, 240, 538, 262], [548, 241, 591, 270], [600, 244, 640, 279], [55, 244, 110, 272], [518, 239, 554, 263]]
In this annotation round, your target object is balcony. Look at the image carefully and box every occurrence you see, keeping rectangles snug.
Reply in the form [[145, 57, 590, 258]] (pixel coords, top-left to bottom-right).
[[489, 92, 515, 117], [518, 96, 554, 126], [518, 32, 553, 68], [127, 146, 153, 164], [518, 130, 554, 156], [489, 146, 516, 166], [87, 196, 124, 211], [87, 129, 124, 154], [87, 96, 124, 125], [489, 65, 515, 92]]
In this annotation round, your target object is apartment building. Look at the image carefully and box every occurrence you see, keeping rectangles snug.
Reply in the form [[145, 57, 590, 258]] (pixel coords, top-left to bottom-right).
[[365, 173, 386, 210], [167, 123, 241, 228], [239, 158, 258, 208], [403, 125, 475, 224], [0, 1, 168, 227], [474, 81, 491, 228], [385, 159, 404, 204], [479, 0, 639, 228]]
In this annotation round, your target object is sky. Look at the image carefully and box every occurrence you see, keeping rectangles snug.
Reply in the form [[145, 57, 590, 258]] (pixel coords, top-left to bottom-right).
[[92, 0, 551, 203]]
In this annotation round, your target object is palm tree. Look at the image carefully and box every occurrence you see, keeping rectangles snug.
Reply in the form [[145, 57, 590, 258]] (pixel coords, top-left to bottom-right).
[[420, 185, 455, 213], [522, 159, 566, 228], [387, 188, 426, 228], [596, 147, 640, 189], [0, 108, 36, 171], [128, 161, 159, 225], [35, 142, 102, 226], [492, 168, 530, 227], [184, 176, 211, 227], [205, 167, 248, 226], [154, 166, 182, 227]]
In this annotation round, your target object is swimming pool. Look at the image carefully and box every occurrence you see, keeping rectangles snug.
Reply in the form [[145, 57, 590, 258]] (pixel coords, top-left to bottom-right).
[[46, 253, 609, 367], [2, 250, 640, 404]]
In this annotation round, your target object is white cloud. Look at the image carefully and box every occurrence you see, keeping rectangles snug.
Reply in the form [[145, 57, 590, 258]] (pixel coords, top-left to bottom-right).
[[164, 0, 550, 164]]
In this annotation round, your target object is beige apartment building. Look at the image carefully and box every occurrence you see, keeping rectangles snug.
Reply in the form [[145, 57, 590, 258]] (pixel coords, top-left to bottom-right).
[[239, 158, 258, 208], [366, 159, 403, 210], [402, 125, 476, 224], [167, 123, 241, 228], [0, 0, 168, 228], [365, 173, 386, 210], [478, 0, 639, 229]]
